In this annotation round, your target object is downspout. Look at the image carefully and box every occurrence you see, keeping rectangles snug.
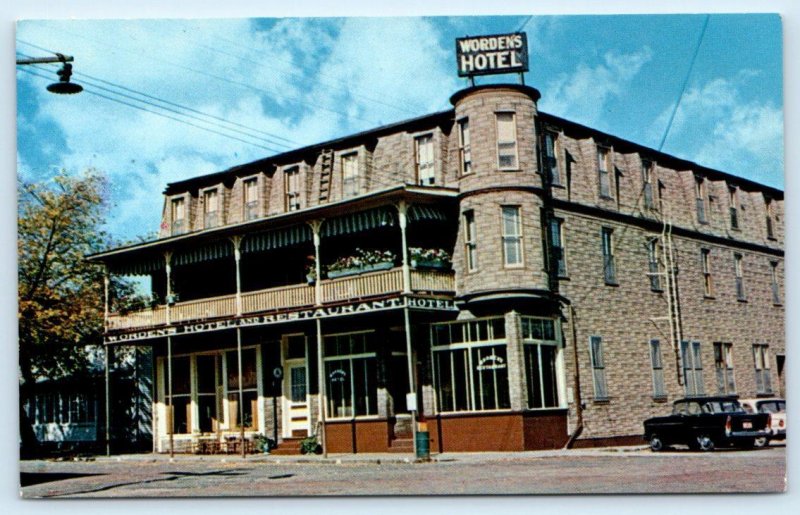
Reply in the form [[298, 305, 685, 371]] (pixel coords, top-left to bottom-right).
[[564, 303, 584, 449]]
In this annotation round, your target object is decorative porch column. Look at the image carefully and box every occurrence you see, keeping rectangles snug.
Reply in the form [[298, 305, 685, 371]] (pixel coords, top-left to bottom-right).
[[309, 220, 323, 306], [231, 235, 243, 316], [104, 345, 113, 456], [307, 219, 327, 456], [396, 201, 412, 294], [164, 251, 173, 325], [103, 267, 110, 331], [164, 251, 174, 457]]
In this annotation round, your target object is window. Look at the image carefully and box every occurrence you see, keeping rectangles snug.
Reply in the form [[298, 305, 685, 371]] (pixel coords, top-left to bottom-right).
[[196, 354, 220, 433], [342, 153, 359, 197], [597, 148, 611, 198], [734, 253, 745, 301], [642, 160, 655, 209], [203, 189, 219, 228], [548, 217, 566, 277], [646, 238, 662, 291], [244, 177, 259, 220], [695, 176, 708, 224], [770, 261, 781, 304], [463, 210, 477, 272], [713, 342, 736, 395], [589, 336, 608, 400], [171, 197, 186, 235], [753, 344, 772, 394], [501, 206, 523, 266], [729, 187, 739, 229], [226, 348, 259, 429], [765, 197, 775, 239], [701, 248, 713, 297], [681, 341, 704, 397], [432, 318, 510, 412], [31, 392, 94, 425], [496, 112, 518, 169], [601, 227, 616, 284], [324, 333, 377, 418], [458, 118, 472, 175], [169, 356, 191, 434], [415, 134, 435, 185], [284, 167, 301, 211], [650, 339, 666, 398], [522, 317, 560, 409], [542, 131, 560, 185]]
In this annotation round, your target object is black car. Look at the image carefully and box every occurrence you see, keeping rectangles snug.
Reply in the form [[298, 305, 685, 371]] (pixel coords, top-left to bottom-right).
[[643, 397, 771, 452]]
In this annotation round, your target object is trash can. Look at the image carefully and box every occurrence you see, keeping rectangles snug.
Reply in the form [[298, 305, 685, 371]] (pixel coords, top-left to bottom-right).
[[415, 430, 430, 460]]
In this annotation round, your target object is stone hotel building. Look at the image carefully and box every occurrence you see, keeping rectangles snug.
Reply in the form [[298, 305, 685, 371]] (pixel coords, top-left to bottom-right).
[[88, 84, 785, 453]]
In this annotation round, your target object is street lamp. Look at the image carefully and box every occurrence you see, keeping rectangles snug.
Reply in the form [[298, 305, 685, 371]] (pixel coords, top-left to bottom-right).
[[16, 53, 83, 95]]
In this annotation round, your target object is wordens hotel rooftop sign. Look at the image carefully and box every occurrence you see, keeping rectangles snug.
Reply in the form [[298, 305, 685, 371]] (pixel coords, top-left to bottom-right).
[[456, 32, 529, 77]]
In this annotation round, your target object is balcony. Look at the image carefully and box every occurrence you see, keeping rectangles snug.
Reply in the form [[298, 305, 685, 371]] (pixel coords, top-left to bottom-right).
[[106, 267, 455, 332]]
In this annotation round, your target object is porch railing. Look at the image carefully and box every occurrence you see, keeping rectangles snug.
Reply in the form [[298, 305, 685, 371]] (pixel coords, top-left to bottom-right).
[[106, 267, 454, 332]]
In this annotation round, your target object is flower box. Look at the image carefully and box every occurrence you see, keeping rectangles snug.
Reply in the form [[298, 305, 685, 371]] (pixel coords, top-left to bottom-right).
[[410, 258, 449, 270], [327, 261, 394, 279]]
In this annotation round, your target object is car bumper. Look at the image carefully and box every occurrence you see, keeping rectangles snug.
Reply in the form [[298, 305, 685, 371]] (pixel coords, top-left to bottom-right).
[[729, 430, 770, 439], [769, 429, 786, 440]]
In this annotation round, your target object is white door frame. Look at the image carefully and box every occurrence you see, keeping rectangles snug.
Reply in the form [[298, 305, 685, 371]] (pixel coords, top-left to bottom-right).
[[282, 334, 310, 438]]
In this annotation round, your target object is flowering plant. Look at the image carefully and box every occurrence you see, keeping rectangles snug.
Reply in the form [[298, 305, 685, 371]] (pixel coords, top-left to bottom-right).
[[327, 248, 395, 272], [409, 247, 451, 265]]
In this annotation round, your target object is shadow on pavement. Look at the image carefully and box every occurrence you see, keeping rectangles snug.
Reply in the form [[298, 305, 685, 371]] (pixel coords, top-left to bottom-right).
[[21, 472, 106, 487]]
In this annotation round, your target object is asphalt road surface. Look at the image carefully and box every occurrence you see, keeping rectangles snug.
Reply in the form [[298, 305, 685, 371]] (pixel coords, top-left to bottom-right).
[[19, 445, 786, 497]]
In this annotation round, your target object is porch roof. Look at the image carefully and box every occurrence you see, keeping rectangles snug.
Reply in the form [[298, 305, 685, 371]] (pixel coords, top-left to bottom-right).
[[87, 185, 457, 275]]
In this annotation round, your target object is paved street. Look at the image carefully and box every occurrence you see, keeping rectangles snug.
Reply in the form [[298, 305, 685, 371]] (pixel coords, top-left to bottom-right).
[[19, 445, 785, 497]]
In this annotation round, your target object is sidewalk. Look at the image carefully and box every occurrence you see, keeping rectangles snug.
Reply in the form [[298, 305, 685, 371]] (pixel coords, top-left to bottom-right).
[[82, 445, 651, 466]]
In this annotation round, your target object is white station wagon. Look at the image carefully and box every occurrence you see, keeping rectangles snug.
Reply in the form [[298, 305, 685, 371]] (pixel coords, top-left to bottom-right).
[[739, 398, 786, 447]]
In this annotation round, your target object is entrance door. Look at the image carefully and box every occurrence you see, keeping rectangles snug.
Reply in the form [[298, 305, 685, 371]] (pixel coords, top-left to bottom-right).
[[283, 335, 309, 438]]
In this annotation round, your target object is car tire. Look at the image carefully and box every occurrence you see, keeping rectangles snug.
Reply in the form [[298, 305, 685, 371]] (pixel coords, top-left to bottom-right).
[[753, 437, 768, 448], [649, 434, 664, 452], [696, 435, 715, 452]]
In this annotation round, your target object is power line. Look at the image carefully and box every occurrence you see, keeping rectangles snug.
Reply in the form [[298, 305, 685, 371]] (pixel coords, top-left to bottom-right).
[[658, 14, 710, 152], [18, 66, 280, 153]]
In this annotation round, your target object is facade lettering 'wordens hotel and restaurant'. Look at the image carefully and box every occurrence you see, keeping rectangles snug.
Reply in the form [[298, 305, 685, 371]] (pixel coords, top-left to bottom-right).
[[87, 36, 784, 453]]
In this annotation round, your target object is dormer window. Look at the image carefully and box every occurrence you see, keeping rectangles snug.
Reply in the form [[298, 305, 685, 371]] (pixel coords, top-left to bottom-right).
[[342, 153, 359, 197], [642, 160, 655, 209], [203, 188, 220, 228], [284, 167, 301, 212], [695, 176, 708, 224], [728, 186, 739, 230], [765, 197, 775, 239], [244, 177, 259, 221], [415, 134, 435, 185], [597, 147, 611, 198], [542, 131, 560, 185], [171, 197, 186, 235]]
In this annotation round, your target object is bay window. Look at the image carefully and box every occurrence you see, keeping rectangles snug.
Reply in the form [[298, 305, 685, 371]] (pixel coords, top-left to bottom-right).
[[496, 112, 518, 169], [432, 318, 510, 412], [501, 206, 523, 266]]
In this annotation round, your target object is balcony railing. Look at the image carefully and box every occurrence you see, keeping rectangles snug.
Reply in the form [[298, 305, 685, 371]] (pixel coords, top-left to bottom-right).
[[106, 267, 454, 332]]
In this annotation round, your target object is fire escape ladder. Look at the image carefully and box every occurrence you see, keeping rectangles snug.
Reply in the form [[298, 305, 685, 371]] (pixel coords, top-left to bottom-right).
[[318, 149, 334, 203]]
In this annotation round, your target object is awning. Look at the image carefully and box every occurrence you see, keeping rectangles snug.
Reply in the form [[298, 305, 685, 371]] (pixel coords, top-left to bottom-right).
[[321, 207, 396, 237], [242, 224, 312, 253], [174, 240, 233, 266], [408, 205, 448, 222], [107, 256, 164, 276]]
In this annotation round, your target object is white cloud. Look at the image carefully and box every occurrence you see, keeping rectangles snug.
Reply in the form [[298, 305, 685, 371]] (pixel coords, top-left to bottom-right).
[[653, 77, 783, 187], [541, 46, 654, 124]]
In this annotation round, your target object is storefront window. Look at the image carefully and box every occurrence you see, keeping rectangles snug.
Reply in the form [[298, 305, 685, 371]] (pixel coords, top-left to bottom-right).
[[432, 318, 510, 413], [226, 348, 258, 430], [170, 356, 191, 434], [522, 316, 561, 409], [324, 332, 377, 418]]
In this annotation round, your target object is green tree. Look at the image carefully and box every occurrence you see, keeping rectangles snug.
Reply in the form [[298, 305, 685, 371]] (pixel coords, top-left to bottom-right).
[[18, 170, 130, 455]]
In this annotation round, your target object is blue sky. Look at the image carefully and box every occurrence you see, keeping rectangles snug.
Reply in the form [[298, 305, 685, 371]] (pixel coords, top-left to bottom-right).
[[16, 14, 784, 242]]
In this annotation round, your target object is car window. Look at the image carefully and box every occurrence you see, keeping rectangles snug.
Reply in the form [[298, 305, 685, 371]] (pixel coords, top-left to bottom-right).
[[687, 402, 702, 415], [741, 403, 755, 414], [758, 401, 784, 414], [673, 402, 688, 415]]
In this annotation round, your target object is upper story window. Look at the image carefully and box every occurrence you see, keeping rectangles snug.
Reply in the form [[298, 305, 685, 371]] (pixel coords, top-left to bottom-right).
[[463, 210, 477, 272], [728, 186, 739, 230], [171, 197, 186, 235], [601, 227, 616, 285], [765, 197, 775, 239], [734, 253, 746, 301], [342, 153, 359, 198], [203, 188, 219, 229], [458, 118, 472, 175], [597, 147, 611, 198], [415, 134, 435, 185], [542, 131, 560, 185], [770, 261, 781, 305], [713, 342, 736, 395], [244, 177, 259, 220], [646, 238, 662, 292], [695, 176, 708, 224], [284, 167, 301, 212], [548, 217, 566, 277], [496, 112, 518, 170], [642, 160, 655, 209], [501, 206, 523, 267], [701, 248, 713, 297]]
